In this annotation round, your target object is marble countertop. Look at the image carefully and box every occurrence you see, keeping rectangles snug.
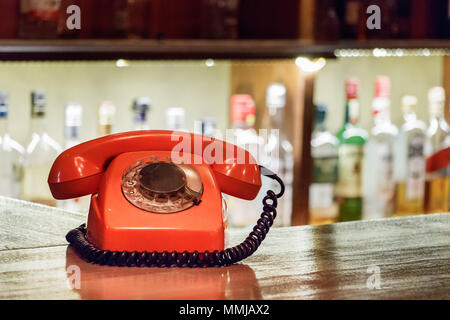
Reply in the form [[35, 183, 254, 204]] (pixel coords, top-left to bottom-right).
[[1, 195, 449, 299]]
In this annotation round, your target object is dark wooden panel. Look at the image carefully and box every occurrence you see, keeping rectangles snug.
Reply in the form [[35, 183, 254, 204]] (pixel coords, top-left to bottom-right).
[[238, 0, 301, 39]]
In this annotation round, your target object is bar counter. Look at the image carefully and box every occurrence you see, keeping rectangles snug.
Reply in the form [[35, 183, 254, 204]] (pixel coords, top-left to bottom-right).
[[0, 195, 449, 300]]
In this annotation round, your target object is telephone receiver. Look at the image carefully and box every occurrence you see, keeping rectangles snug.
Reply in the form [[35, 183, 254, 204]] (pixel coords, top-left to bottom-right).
[[49, 130, 284, 267]]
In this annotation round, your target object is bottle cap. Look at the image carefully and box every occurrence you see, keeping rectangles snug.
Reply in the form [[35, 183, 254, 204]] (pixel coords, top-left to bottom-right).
[[230, 94, 256, 126], [375, 76, 390, 98], [401, 95, 418, 113], [31, 90, 46, 116], [345, 77, 359, 99], [0, 90, 8, 118], [266, 83, 286, 108], [166, 107, 185, 130]]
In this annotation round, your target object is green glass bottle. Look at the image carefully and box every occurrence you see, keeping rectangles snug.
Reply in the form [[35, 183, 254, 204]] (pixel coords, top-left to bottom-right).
[[336, 78, 367, 221]]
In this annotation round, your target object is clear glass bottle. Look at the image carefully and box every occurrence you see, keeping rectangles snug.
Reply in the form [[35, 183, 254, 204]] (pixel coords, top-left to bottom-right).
[[424, 87, 450, 213], [98, 101, 116, 136], [132, 97, 151, 131], [61, 102, 90, 213], [166, 107, 186, 131], [363, 76, 398, 219], [336, 78, 367, 222], [228, 94, 264, 228], [394, 95, 427, 216], [21, 90, 62, 206], [309, 104, 339, 225], [262, 83, 293, 227], [0, 90, 24, 199]]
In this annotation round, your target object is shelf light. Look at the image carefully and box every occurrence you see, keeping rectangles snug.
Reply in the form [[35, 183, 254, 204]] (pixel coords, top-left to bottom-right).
[[334, 48, 450, 58], [116, 59, 130, 67], [295, 57, 326, 73], [205, 59, 215, 67]]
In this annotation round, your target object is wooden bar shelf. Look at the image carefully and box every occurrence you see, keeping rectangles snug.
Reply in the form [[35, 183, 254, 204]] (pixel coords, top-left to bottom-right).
[[0, 39, 449, 61]]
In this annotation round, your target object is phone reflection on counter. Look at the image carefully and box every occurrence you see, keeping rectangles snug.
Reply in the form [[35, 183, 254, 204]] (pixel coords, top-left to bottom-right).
[[65, 247, 262, 300]]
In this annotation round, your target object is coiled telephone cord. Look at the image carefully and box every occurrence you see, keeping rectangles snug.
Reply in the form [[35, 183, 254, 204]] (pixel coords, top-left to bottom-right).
[[66, 166, 284, 267]]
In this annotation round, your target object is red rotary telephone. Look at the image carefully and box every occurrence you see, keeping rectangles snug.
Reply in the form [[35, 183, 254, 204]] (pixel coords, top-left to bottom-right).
[[48, 130, 284, 267]]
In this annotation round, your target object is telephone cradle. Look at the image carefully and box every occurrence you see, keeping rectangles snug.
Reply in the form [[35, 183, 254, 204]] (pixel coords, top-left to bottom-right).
[[48, 130, 284, 267]]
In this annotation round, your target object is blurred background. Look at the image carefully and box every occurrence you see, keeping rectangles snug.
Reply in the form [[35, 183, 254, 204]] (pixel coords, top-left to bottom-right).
[[0, 0, 449, 227]]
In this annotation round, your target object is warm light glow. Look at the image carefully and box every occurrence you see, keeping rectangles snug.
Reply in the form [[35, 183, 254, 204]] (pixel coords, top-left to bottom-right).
[[116, 59, 130, 67], [295, 57, 326, 73], [205, 59, 215, 67], [335, 48, 450, 58]]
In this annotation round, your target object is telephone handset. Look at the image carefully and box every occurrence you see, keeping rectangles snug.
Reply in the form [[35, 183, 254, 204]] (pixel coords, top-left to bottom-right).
[[49, 130, 284, 267]]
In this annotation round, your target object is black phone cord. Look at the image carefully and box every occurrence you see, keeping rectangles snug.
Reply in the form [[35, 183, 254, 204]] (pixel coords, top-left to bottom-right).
[[65, 166, 284, 268]]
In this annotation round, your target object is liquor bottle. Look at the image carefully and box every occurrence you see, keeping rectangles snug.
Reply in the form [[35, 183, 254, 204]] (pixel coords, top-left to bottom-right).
[[132, 97, 151, 130], [228, 94, 264, 227], [336, 78, 367, 221], [314, 0, 341, 41], [363, 76, 398, 219], [166, 107, 186, 131], [394, 95, 427, 216], [21, 91, 62, 206], [262, 83, 294, 227], [61, 102, 89, 213], [0, 90, 24, 198], [424, 87, 450, 213], [338, 0, 364, 39], [201, 0, 239, 39], [126, 0, 150, 38], [309, 104, 338, 225], [19, 0, 62, 38], [98, 101, 116, 136]]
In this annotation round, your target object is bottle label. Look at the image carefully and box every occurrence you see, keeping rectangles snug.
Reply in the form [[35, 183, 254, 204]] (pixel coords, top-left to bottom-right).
[[98, 102, 116, 126], [230, 94, 256, 126], [65, 103, 82, 127], [312, 156, 338, 183], [0, 104, 7, 117], [337, 145, 363, 197], [375, 143, 394, 199], [406, 135, 425, 200], [309, 183, 334, 208]]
